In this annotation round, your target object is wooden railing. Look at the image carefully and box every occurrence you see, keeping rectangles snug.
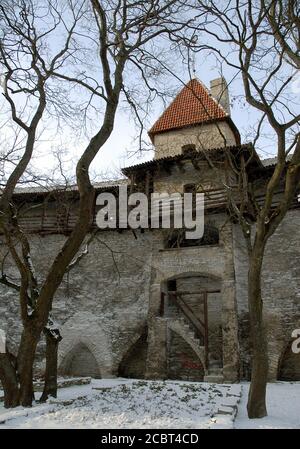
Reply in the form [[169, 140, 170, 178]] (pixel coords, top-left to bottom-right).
[[3, 187, 299, 235]]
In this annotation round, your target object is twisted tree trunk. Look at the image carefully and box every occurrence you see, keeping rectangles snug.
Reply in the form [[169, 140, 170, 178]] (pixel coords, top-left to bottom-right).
[[17, 327, 39, 407], [247, 236, 268, 418], [0, 353, 19, 408], [40, 330, 61, 402]]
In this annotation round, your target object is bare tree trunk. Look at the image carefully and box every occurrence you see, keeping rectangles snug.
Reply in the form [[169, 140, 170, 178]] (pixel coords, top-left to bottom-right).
[[17, 328, 39, 407], [247, 237, 268, 418], [0, 353, 19, 408], [40, 332, 59, 402], [0, 0, 190, 410]]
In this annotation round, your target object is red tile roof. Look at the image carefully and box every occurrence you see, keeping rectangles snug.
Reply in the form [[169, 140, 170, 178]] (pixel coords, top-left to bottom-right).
[[148, 78, 228, 139]]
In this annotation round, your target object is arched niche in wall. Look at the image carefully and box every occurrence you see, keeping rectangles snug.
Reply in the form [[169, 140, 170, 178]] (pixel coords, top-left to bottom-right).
[[278, 340, 300, 381], [118, 329, 148, 379], [60, 342, 101, 378], [58, 312, 113, 378], [161, 273, 223, 369], [181, 144, 196, 155]]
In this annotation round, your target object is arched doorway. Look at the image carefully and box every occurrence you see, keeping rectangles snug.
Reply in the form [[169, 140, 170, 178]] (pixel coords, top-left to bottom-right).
[[58, 312, 113, 378], [278, 341, 300, 381], [161, 273, 223, 378], [118, 331, 148, 379], [61, 342, 101, 378]]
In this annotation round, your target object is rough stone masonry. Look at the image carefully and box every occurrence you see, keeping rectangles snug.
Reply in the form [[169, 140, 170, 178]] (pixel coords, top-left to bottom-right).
[[0, 77, 299, 384]]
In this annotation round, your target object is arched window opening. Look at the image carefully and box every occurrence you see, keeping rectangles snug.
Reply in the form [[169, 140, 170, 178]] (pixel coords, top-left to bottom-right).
[[278, 341, 300, 381], [184, 183, 196, 194], [182, 144, 196, 154], [164, 221, 219, 248]]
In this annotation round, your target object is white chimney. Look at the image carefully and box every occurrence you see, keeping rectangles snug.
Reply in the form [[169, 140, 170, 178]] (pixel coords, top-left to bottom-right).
[[210, 77, 230, 115]]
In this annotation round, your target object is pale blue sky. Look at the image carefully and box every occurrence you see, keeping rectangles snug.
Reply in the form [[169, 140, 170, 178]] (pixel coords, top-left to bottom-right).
[[81, 59, 291, 180], [2, 1, 299, 185], [4, 54, 298, 184]]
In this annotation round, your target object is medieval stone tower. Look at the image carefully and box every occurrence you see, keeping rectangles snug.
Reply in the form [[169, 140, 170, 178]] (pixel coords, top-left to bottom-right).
[[149, 77, 239, 159]]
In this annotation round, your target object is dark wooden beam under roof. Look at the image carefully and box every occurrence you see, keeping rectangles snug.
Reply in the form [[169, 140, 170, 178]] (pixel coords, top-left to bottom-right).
[[145, 170, 151, 196], [121, 143, 261, 178]]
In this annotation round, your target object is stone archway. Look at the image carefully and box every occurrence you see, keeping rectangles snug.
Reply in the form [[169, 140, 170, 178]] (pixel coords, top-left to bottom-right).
[[163, 273, 223, 366], [146, 271, 226, 380], [278, 340, 300, 381], [61, 342, 101, 378], [58, 312, 113, 378], [118, 329, 148, 379]]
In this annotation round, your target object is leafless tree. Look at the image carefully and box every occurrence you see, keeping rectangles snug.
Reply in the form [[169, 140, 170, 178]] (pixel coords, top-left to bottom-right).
[[187, 0, 300, 418], [0, 0, 87, 406], [0, 0, 195, 407]]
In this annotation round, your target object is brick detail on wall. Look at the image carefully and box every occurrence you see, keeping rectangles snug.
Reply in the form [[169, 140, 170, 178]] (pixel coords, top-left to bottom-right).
[[167, 330, 204, 381]]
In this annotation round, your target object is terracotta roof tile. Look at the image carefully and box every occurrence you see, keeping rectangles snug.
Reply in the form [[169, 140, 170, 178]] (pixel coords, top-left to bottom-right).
[[148, 78, 227, 138]]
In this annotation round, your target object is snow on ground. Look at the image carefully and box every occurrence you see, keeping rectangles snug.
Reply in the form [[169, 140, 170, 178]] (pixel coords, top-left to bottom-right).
[[0, 379, 299, 429], [234, 382, 300, 429], [0, 379, 238, 429]]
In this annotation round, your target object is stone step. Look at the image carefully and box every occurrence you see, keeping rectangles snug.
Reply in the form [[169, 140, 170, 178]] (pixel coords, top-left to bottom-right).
[[203, 374, 224, 383], [207, 367, 223, 375], [188, 335, 201, 345], [208, 355, 222, 368], [209, 361, 222, 368], [170, 319, 205, 352], [208, 357, 222, 366], [185, 328, 197, 339], [175, 320, 204, 348]]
